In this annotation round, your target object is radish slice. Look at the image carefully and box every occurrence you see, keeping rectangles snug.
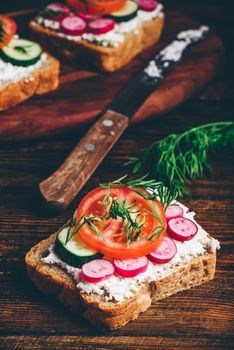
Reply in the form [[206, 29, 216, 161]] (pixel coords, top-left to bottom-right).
[[168, 217, 198, 242], [113, 257, 148, 278], [165, 205, 184, 221], [148, 236, 177, 264], [76, 12, 94, 22], [82, 259, 114, 283], [137, 0, 158, 12], [61, 16, 87, 36], [46, 3, 71, 20], [88, 18, 115, 35]]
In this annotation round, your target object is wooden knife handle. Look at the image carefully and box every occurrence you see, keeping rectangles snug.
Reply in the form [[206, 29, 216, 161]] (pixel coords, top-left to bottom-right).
[[39, 109, 129, 211]]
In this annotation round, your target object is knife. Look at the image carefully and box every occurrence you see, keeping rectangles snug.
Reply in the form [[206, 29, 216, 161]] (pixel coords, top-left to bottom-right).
[[39, 25, 209, 212]]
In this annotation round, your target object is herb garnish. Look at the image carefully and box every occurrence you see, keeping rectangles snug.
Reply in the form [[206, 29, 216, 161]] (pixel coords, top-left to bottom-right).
[[126, 121, 234, 196], [101, 174, 175, 210], [65, 214, 103, 244], [0, 19, 6, 45], [65, 179, 166, 245], [14, 45, 33, 55], [108, 198, 144, 243]]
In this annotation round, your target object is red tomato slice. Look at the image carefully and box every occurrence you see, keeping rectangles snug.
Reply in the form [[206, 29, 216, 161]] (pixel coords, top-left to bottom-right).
[[0, 16, 17, 48], [66, 0, 127, 15], [76, 187, 166, 258]]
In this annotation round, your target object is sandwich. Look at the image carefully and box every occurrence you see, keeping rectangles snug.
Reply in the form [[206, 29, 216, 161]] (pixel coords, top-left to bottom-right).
[[26, 181, 220, 329], [0, 15, 59, 111], [29, 0, 165, 72]]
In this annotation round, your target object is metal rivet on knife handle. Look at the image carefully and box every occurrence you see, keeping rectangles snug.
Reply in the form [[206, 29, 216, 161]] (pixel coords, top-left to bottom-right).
[[39, 110, 129, 211]]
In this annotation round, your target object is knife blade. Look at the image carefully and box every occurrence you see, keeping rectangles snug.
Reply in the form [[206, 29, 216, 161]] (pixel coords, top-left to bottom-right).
[[39, 26, 209, 212]]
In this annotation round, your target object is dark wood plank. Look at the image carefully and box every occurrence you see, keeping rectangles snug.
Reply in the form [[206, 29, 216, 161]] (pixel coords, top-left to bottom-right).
[[0, 335, 232, 350]]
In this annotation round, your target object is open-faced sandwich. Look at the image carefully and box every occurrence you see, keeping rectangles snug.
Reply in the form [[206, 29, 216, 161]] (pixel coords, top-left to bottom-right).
[[29, 0, 165, 71], [0, 15, 59, 111], [26, 179, 220, 329]]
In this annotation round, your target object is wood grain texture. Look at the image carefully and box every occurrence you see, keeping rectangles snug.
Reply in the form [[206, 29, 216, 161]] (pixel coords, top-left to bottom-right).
[[0, 1, 234, 349], [0, 10, 224, 142], [39, 110, 129, 211]]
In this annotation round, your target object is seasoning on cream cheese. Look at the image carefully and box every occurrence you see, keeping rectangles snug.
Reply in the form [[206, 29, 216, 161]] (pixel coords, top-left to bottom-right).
[[41, 201, 220, 303]]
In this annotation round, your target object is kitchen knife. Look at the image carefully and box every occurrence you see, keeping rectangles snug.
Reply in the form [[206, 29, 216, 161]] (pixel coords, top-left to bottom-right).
[[39, 26, 209, 212]]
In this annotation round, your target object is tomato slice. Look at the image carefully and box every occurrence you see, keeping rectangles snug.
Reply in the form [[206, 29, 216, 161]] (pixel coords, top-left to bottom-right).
[[0, 16, 17, 49], [66, 0, 127, 15], [76, 187, 166, 258]]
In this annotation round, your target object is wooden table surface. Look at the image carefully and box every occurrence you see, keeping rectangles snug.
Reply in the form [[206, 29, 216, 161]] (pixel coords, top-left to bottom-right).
[[0, 1, 233, 349]]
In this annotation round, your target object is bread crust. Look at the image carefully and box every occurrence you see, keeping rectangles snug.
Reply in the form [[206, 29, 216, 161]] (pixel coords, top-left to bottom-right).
[[0, 54, 60, 111], [25, 232, 216, 329], [29, 14, 165, 72]]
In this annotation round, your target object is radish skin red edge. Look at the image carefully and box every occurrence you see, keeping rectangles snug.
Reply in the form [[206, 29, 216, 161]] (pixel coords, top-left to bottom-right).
[[148, 236, 177, 264], [113, 257, 149, 278], [167, 217, 198, 242], [165, 205, 184, 221], [76, 11, 94, 21], [82, 259, 114, 283]]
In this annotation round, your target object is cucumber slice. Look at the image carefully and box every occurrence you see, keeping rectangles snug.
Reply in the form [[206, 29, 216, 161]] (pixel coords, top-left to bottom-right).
[[110, 0, 138, 23], [55, 227, 102, 267], [1, 38, 42, 67]]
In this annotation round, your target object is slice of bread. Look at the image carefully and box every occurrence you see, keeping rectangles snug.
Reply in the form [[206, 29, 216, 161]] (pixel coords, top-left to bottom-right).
[[0, 53, 60, 111], [25, 230, 217, 330], [29, 14, 165, 72]]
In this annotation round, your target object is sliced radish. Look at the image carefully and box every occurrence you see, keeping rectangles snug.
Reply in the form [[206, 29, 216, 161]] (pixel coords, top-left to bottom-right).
[[46, 3, 71, 20], [165, 205, 184, 221], [167, 217, 198, 242], [82, 259, 114, 283], [137, 0, 158, 12], [61, 16, 87, 36], [148, 236, 177, 264], [88, 18, 115, 35], [113, 257, 148, 278], [76, 11, 95, 22]]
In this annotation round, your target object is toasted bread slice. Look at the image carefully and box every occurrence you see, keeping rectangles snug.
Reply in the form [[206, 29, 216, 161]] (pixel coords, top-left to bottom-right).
[[0, 54, 60, 111], [25, 231, 217, 330], [29, 14, 164, 72]]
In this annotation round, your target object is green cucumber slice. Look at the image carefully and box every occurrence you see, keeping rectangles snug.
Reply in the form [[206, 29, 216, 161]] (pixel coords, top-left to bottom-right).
[[110, 0, 139, 23], [55, 227, 102, 268], [1, 38, 42, 67]]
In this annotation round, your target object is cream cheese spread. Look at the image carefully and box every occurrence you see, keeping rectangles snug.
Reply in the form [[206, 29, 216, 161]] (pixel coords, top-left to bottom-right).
[[0, 53, 47, 84], [41, 201, 220, 303], [33, 3, 164, 48]]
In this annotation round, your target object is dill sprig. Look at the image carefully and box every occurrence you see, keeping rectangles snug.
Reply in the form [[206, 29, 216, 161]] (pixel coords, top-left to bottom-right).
[[0, 19, 6, 45], [65, 214, 102, 244], [108, 198, 145, 243], [126, 121, 234, 196], [109, 198, 138, 223], [101, 174, 176, 209]]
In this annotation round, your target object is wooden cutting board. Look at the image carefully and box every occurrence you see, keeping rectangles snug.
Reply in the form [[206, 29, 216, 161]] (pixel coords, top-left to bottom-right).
[[0, 10, 224, 142]]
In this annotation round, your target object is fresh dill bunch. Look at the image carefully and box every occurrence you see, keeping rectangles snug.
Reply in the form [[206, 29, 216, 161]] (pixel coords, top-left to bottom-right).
[[126, 121, 234, 196]]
